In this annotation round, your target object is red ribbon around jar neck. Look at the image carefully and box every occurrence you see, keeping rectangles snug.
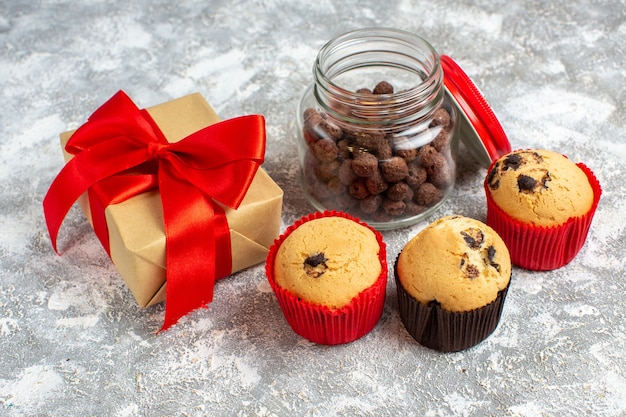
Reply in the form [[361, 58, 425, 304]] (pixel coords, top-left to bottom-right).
[[43, 91, 266, 331]]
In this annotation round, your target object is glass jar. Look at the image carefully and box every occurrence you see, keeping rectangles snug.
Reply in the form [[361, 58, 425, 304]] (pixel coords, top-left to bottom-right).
[[296, 28, 460, 230]]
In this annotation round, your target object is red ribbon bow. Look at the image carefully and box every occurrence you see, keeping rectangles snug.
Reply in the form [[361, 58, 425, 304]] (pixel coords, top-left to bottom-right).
[[43, 91, 266, 331]]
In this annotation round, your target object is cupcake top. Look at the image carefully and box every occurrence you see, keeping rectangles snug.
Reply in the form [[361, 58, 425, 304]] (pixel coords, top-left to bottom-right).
[[486, 149, 594, 227], [397, 215, 511, 312], [273, 216, 382, 309]]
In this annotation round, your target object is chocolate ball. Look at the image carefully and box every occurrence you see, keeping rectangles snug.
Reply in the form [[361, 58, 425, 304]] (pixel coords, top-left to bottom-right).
[[431, 108, 451, 128], [428, 158, 454, 188], [380, 156, 409, 183], [352, 152, 379, 177], [359, 194, 383, 214], [431, 128, 450, 152], [382, 198, 406, 215], [348, 178, 370, 199], [404, 201, 426, 216], [315, 159, 340, 181], [313, 138, 339, 162], [415, 182, 443, 206], [386, 181, 414, 202], [338, 159, 359, 185], [327, 176, 346, 195], [373, 81, 394, 95], [366, 170, 389, 195], [405, 162, 427, 188]]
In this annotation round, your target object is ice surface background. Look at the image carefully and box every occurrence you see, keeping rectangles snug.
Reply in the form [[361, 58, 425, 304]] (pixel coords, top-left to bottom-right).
[[0, 1, 625, 416]]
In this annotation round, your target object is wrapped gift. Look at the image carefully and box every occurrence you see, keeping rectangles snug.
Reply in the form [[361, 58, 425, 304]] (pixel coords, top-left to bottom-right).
[[43, 91, 283, 330]]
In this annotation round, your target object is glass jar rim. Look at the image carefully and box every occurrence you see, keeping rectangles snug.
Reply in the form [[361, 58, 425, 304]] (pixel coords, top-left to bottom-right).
[[313, 27, 441, 101]]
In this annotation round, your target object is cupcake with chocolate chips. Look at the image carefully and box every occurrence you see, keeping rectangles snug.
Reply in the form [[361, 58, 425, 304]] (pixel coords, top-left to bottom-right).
[[484, 149, 601, 270], [395, 215, 511, 352], [266, 211, 387, 345]]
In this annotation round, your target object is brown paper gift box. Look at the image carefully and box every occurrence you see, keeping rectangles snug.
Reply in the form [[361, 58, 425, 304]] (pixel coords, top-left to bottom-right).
[[60, 93, 284, 307]]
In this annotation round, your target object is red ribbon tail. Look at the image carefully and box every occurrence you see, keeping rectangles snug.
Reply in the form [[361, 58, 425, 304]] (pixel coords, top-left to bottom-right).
[[158, 170, 232, 332]]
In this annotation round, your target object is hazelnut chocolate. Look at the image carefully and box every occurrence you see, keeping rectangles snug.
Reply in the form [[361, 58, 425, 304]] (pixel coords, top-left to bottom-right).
[[431, 108, 451, 127], [382, 198, 406, 216], [380, 156, 409, 183], [415, 182, 443, 207], [386, 182, 414, 202], [360, 194, 383, 214], [315, 160, 340, 181], [373, 81, 394, 95], [338, 159, 359, 185], [327, 177, 346, 196], [313, 138, 339, 162], [405, 163, 427, 188], [366, 170, 389, 195], [348, 178, 371, 200], [352, 152, 379, 178]]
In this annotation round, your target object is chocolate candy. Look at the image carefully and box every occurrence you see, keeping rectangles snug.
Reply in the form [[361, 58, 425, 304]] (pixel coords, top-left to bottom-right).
[[360, 194, 383, 214], [386, 181, 414, 202], [415, 182, 443, 207], [380, 156, 409, 183], [348, 178, 370, 200], [352, 152, 379, 177], [366, 170, 389, 195], [302, 80, 454, 221], [338, 159, 358, 185], [373, 81, 394, 95], [382, 199, 406, 216], [431, 108, 451, 127], [313, 138, 338, 162]]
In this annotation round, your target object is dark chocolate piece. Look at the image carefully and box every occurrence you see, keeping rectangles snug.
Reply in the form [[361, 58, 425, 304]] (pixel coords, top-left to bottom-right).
[[503, 153, 522, 171], [487, 246, 501, 272], [464, 263, 480, 279], [304, 252, 328, 278], [517, 174, 538, 192], [487, 165, 500, 190], [461, 228, 484, 249]]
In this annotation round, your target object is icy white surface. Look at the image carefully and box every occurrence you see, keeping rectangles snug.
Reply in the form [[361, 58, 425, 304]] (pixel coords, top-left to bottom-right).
[[1, 1, 625, 416]]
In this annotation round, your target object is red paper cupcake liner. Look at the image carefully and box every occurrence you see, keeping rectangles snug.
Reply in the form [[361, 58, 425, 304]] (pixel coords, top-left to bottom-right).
[[394, 256, 510, 352], [484, 161, 601, 271], [265, 211, 388, 345]]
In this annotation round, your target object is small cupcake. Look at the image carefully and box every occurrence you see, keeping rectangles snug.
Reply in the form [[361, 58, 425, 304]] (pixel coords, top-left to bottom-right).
[[266, 211, 387, 345], [484, 149, 601, 270], [395, 215, 511, 352]]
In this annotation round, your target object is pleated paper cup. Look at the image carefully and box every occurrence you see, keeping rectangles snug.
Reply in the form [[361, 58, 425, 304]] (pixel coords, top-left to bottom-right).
[[485, 162, 601, 271], [265, 211, 387, 345], [394, 256, 510, 352]]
